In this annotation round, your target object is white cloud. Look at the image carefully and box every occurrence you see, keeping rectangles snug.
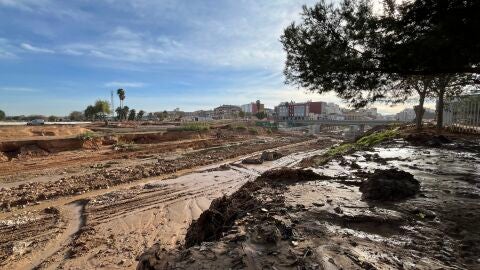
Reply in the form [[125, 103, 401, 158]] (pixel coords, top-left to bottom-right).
[[0, 87, 40, 92], [20, 43, 55, 54], [104, 81, 145, 88]]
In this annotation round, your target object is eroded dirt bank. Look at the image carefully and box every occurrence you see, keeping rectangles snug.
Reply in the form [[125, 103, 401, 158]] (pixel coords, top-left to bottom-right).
[[0, 131, 337, 269], [138, 133, 480, 270]]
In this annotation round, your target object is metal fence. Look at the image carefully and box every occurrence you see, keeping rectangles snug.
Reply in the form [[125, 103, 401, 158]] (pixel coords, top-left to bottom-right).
[[443, 94, 480, 134]]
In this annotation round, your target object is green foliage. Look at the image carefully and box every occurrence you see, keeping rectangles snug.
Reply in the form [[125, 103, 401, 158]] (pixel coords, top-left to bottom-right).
[[281, 0, 480, 109], [116, 106, 129, 121], [355, 129, 399, 148], [77, 131, 98, 141], [48, 115, 59, 122], [176, 123, 210, 131], [248, 127, 259, 135], [234, 124, 247, 131], [310, 128, 400, 166], [255, 111, 267, 120], [128, 109, 136, 121], [137, 110, 145, 120], [84, 100, 111, 120], [0, 110, 5, 120], [113, 142, 139, 152], [69, 111, 84, 121]]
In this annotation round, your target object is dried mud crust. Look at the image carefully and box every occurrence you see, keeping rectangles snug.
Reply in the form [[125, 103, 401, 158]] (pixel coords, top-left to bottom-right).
[[137, 139, 480, 270], [0, 136, 308, 211]]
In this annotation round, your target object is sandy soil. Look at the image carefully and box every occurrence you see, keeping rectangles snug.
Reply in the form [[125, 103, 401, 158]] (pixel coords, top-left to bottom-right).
[[138, 134, 480, 270], [0, 125, 91, 141]]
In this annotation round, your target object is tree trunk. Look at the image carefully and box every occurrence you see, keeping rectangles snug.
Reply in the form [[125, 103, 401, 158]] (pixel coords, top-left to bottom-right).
[[415, 93, 426, 130], [436, 89, 445, 129]]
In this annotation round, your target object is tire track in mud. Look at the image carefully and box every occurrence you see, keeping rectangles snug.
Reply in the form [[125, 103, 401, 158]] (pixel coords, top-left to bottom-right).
[[5, 201, 87, 270], [3, 138, 335, 269]]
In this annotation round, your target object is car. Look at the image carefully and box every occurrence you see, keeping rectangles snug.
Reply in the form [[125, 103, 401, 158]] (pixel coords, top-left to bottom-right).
[[27, 119, 45, 126]]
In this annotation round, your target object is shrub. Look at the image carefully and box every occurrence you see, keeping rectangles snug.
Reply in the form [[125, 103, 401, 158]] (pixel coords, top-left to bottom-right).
[[248, 127, 259, 135], [178, 123, 210, 131], [77, 131, 98, 141]]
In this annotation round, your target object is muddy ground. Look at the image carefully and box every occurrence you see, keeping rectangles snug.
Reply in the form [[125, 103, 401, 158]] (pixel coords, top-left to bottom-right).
[[138, 132, 480, 270], [0, 123, 338, 269]]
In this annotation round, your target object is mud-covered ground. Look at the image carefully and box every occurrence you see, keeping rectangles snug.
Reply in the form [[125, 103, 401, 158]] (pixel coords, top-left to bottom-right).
[[139, 134, 480, 270], [0, 125, 337, 269]]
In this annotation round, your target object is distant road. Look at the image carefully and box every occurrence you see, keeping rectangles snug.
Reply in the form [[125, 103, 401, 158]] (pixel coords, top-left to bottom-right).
[[0, 122, 91, 126]]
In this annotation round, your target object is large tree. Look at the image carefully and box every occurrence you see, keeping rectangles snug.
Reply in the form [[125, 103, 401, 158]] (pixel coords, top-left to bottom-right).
[[0, 110, 5, 121], [116, 88, 126, 116], [137, 110, 145, 121], [69, 111, 84, 121], [128, 109, 136, 121], [94, 100, 111, 119], [281, 0, 480, 128]]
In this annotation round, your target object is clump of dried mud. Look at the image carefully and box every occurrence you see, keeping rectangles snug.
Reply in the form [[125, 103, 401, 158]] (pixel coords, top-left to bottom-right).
[[184, 181, 262, 247], [360, 169, 420, 201], [404, 131, 452, 147], [185, 168, 323, 247]]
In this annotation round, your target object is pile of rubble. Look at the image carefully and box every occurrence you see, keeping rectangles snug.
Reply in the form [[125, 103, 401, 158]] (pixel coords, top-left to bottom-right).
[[241, 150, 283, 164]]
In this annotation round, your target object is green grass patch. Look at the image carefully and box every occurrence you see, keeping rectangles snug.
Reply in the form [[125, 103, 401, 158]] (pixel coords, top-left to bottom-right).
[[308, 128, 400, 166], [76, 131, 98, 141], [174, 123, 210, 132], [248, 127, 259, 135]]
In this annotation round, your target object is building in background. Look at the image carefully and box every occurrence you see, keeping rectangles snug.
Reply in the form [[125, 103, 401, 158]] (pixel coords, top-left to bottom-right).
[[343, 108, 381, 120], [274, 101, 325, 120], [183, 110, 214, 121], [214, 105, 242, 119], [396, 108, 416, 122], [241, 100, 265, 114]]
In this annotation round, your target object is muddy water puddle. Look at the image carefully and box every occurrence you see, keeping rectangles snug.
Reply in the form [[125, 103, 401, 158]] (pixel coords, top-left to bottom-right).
[[283, 140, 480, 269]]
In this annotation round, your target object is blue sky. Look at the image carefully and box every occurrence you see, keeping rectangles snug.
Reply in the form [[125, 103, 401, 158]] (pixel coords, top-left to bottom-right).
[[0, 0, 412, 116]]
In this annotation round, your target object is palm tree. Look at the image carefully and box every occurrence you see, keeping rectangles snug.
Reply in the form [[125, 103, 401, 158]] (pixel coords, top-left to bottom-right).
[[116, 88, 126, 119]]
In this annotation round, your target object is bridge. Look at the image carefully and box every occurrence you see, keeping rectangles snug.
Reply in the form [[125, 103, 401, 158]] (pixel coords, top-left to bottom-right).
[[278, 119, 404, 127]]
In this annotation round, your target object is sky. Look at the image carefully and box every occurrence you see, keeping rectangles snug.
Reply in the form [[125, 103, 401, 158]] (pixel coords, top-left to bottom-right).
[[0, 0, 421, 116]]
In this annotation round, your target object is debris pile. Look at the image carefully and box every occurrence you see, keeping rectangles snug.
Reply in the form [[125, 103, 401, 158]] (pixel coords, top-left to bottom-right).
[[405, 132, 452, 147], [260, 151, 283, 161], [360, 169, 420, 201], [185, 181, 262, 247], [258, 167, 328, 184]]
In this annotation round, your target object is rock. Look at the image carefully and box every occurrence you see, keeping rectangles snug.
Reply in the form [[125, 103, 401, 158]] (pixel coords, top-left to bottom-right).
[[251, 224, 282, 245], [334, 206, 343, 214], [258, 168, 329, 184], [242, 158, 264, 164], [360, 169, 420, 201], [11, 241, 31, 255], [261, 151, 283, 161], [350, 161, 361, 169], [0, 152, 9, 162]]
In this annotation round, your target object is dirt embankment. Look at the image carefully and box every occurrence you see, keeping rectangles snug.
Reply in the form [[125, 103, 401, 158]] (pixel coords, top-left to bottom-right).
[[0, 136, 309, 211], [0, 125, 91, 141], [138, 133, 480, 270]]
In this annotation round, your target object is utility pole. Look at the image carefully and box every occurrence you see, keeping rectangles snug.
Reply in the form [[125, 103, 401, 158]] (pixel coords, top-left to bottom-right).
[[111, 90, 115, 118]]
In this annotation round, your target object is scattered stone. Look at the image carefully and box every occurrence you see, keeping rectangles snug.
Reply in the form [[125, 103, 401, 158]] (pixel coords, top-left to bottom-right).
[[242, 157, 263, 164], [261, 151, 283, 161]]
